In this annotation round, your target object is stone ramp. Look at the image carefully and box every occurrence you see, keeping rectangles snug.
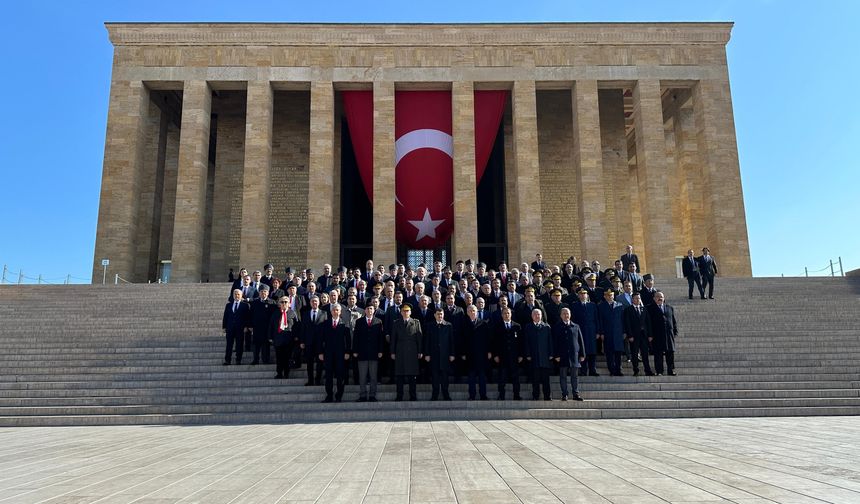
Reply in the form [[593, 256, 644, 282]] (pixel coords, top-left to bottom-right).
[[0, 277, 858, 425]]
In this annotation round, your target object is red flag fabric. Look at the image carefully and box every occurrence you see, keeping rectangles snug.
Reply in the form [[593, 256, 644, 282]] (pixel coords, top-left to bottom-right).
[[394, 91, 454, 248], [342, 89, 508, 249], [474, 90, 507, 184], [342, 91, 374, 201]]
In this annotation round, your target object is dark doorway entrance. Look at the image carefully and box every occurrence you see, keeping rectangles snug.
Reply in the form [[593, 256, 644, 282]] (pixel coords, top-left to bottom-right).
[[477, 123, 507, 268]]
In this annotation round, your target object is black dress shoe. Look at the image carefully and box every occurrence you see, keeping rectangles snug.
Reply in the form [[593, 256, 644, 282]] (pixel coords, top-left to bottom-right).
[[616, 372, 625, 377], [223, 361, 231, 366], [633, 371, 640, 377], [274, 374, 284, 379], [513, 396, 523, 401], [443, 396, 452, 401], [589, 372, 600, 377], [322, 397, 333, 403], [395, 397, 403, 402], [708, 296, 714, 300], [235, 361, 242, 365], [572, 395, 584, 402], [544, 397, 553, 401], [357, 397, 367, 402], [304, 381, 313, 386], [668, 371, 677, 376], [369, 397, 378, 402], [497, 395, 505, 401], [409, 397, 417, 402], [430, 397, 438, 401], [335, 397, 342, 403], [250, 361, 259, 365], [480, 396, 489, 401], [561, 395, 568, 401], [645, 372, 655, 376]]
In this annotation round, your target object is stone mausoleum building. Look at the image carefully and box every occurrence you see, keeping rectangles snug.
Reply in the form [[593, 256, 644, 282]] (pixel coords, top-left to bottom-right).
[[93, 22, 751, 283]]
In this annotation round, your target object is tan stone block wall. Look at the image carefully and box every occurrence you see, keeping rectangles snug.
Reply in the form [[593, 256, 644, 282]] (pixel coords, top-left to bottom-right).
[[536, 90, 578, 267], [210, 92, 246, 279], [269, 91, 310, 272]]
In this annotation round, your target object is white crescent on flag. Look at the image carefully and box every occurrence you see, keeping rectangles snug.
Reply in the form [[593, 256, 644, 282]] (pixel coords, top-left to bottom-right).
[[394, 128, 453, 166]]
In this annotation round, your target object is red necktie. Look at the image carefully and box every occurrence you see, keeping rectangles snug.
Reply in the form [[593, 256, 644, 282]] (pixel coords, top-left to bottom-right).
[[333, 320, 338, 329]]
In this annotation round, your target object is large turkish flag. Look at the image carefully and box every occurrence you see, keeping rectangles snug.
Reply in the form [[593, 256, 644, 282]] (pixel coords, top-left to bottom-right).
[[342, 89, 507, 250]]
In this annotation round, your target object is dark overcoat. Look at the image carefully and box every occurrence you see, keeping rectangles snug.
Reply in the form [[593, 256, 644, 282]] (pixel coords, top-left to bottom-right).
[[570, 301, 599, 355], [552, 321, 585, 369], [352, 317, 385, 361], [423, 320, 455, 372], [524, 322, 554, 369], [318, 320, 352, 374], [597, 300, 625, 353], [250, 298, 278, 343], [391, 317, 423, 376], [461, 318, 492, 371], [648, 304, 678, 353]]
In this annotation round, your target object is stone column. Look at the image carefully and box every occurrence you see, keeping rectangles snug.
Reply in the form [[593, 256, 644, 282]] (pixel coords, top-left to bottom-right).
[[307, 80, 336, 268], [693, 79, 752, 276], [451, 81, 478, 262], [511, 80, 543, 265], [373, 81, 396, 267], [170, 80, 212, 283], [632, 79, 673, 277], [92, 80, 150, 283], [674, 106, 706, 251], [239, 81, 273, 272], [572, 80, 608, 263]]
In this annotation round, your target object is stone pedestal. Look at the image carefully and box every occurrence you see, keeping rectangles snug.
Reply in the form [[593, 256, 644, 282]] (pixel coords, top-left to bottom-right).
[[306, 81, 336, 268], [572, 80, 608, 263], [511, 80, 542, 265], [372, 81, 396, 267]]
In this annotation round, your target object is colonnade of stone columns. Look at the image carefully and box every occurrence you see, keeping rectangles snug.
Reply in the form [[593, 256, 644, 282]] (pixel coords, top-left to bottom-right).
[[93, 77, 750, 283]]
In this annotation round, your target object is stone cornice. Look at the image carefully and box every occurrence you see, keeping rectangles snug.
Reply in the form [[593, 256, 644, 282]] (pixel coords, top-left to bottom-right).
[[105, 22, 732, 47]]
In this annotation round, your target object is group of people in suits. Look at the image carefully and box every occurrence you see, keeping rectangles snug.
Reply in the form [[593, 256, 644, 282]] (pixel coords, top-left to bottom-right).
[[221, 246, 685, 403]]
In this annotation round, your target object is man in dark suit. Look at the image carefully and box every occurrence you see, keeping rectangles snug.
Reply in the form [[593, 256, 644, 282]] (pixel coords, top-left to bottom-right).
[[390, 304, 423, 401], [270, 296, 299, 379], [228, 268, 248, 300], [620, 244, 641, 273], [249, 285, 277, 365], [524, 308, 554, 400], [504, 280, 523, 308], [531, 253, 548, 273], [513, 287, 546, 329], [552, 308, 585, 401], [623, 293, 654, 376], [649, 291, 679, 376], [300, 296, 328, 386], [461, 305, 492, 400], [492, 307, 524, 400], [222, 289, 251, 365], [318, 304, 352, 403], [352, 304, 385, 402], [544, 289, 569, 326], [423, 307, 455, 401], [640, 274, 657, 307], [316, 263, 334, 293], [621, 263, 643, 293], [697, 247, 718, 300], [682, 249, 705, 300]]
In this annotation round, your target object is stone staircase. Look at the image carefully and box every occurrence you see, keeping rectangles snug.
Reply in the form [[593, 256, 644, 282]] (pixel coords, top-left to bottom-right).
[[0, 277, 858, 426]]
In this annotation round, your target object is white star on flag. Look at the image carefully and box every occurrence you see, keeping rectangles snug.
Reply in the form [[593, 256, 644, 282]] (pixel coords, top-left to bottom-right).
[[408, 208, 445, 241]]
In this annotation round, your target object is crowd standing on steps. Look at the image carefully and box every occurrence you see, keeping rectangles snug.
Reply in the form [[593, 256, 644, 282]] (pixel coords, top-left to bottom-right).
[[222, 245, 704, 402]]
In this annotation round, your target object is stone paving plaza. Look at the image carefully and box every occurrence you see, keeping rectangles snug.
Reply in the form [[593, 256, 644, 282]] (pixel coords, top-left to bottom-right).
[[1, 417, 859, 503]]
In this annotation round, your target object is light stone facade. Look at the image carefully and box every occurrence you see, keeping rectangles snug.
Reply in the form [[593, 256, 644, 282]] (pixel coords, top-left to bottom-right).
[[93, 22, 752, 282]]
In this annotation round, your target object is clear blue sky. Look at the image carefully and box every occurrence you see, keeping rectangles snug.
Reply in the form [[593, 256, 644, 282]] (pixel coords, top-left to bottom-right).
[[1, 1, 857, 282]]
